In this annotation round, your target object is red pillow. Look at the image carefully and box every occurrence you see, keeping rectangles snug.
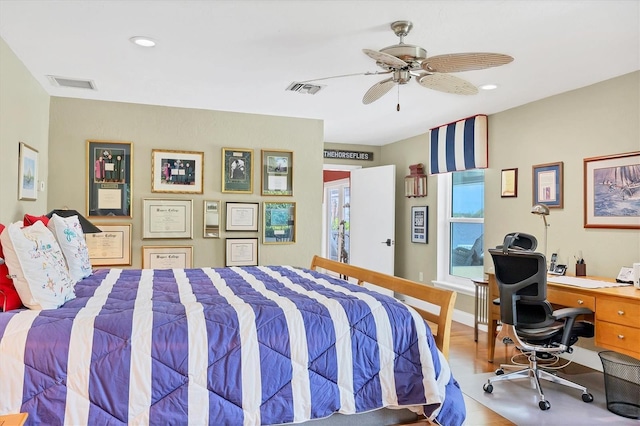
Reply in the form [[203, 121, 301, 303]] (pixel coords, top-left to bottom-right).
[[23, 214, 50, 227], [0, 223, 23, 311]]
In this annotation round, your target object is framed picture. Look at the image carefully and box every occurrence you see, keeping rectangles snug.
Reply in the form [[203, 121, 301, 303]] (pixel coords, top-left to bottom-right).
[[225, 202, 259, 231], [203, 200, 221, 238], [87, 140, 133, 218], [501, 168, 518, 198], [411, 206, 428, 244], [225, 238, 258, 266], [263, 202, 296, 244], [142, 245, 193, 269], [142, 199, 193, 239], [85, 224, 132, 266], [151, 149, 204, 194], [261, 149, 293, 196], [18, 142, 38, 200], [532, 162, 563, 208], [222, 148, 253, 193], [584, 151, 640, 229]]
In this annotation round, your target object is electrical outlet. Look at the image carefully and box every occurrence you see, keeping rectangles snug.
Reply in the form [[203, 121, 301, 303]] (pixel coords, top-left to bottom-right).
[[418, 272, 423, 282]]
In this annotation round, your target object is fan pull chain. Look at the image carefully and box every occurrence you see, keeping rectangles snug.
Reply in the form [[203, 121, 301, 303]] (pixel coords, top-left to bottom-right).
[[396, 84, 400, 112]]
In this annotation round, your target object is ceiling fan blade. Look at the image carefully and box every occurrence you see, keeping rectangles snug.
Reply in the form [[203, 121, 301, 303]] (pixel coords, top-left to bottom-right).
[[422, 52, 514, 73], [417, 73, 478, 95], [363, 48, 408, 69], [362, 77, 396, 104]]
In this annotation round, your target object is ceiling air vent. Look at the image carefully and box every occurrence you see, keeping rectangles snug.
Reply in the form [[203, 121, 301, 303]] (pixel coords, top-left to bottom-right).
[[286, 82, 323, 95], [47, 75, 97, 90]]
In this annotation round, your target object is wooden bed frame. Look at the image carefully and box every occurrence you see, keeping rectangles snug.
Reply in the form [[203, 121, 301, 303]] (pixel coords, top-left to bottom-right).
[[310, 256, 457, 359]]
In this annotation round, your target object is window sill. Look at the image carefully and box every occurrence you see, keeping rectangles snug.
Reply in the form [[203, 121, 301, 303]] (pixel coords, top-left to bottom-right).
[[432, 280, 475, 297]]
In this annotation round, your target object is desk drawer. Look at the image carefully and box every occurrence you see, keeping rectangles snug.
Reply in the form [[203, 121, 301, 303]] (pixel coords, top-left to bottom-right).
[[596, 320, 640, 357], [547, 288, 595, 311], [597, 297, 640, 326]]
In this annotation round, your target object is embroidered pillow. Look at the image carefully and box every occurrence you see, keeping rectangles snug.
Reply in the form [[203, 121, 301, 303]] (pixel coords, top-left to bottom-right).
[[0, 221, 75, 310], [47, 214, 92, 282], [0, 224, 23, 311]]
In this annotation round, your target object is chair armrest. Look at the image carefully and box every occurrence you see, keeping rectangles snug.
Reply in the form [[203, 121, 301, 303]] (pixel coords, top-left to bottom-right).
[[552, 307, 593, 319]]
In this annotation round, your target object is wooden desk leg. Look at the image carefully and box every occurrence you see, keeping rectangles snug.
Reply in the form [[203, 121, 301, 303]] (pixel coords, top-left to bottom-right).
[[488, 318, 499, 363]]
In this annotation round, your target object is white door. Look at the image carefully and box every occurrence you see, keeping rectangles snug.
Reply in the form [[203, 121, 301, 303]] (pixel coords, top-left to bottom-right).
[[350, 165, 396, 277]]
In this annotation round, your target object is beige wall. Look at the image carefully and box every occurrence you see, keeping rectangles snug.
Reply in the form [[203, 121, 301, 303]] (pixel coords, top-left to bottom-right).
[[0, 38, 50, 224], [47, 98, 324, 268]]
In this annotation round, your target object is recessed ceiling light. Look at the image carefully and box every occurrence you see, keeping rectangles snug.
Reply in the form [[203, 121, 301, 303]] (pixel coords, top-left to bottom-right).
[[129, 36, 156, 47], [479, 83, 498, 90]]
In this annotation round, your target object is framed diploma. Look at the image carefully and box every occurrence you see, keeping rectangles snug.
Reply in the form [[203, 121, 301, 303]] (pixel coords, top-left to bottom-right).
[[225, 202, 259, 231], [261, 149, 293, 196], [263, 202, 295, 244], [222, 148, 253, 193], [151, 149, 204, 194], [142, 198, 193, 239], [225, 238, 258, 266], [142, 245, 193, 269], [85, 224, 132, 266], [87, 140, 133, 218]]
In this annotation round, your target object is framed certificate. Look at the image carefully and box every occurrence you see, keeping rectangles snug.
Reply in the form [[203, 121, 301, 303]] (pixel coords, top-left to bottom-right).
[[225, 202, 259, 231], [225, 238, 258, 266], [142, 199, 193, 239], [87, 140, 133, 218], [261, 149, 293, 196], [142, 245, 193, 269], [85, 224, 132, 266]]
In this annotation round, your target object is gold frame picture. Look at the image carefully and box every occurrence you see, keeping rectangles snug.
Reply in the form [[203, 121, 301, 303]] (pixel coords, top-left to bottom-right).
[[87, 140, 133, 218], [151, 149, 204, 194], [261, 149, 293, 196], [222, 148, 253, 193]]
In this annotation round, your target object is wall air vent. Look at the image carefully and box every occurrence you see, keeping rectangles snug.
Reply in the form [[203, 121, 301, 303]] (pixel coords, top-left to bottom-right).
[[47, 75, 97, 90], [286, 82, 324, 95]]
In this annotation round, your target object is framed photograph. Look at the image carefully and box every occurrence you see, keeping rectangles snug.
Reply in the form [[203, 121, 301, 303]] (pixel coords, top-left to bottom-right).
[[411, 206, 428, 244], [87, 140, 132, 218], [142, 245, 193, 269], [151, 149, 204, 194], [263, 202, 296, 244], [203, 200, 221, 238], [261, 149, 293, 196], [225, 202, 259, 231], [501, 168, 518, 198], [584, 151, 640, 229], [142, 199, 193, 239], [18, 142, 38, 200], [225, 238, 258, 267], [532, 161, 563, 208], [222, 148, 253, 193], [85, 224, 132, 266]]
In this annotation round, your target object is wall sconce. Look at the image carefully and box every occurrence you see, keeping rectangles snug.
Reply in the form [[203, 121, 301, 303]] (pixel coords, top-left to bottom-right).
[[405, 163, 427, 198]]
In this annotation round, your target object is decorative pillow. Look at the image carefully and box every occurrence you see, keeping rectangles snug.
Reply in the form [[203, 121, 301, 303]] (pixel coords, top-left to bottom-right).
[[23, 214, 50, 227], [0, 224, 23, 311], [0, 221, 75, 310], [47, 214, 92, 282]]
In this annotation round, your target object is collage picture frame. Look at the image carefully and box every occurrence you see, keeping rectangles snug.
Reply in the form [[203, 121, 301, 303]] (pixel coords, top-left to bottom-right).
[[151, 149, 204, 194], [261, 149, 293, 196], [87, 140, 133, 218]]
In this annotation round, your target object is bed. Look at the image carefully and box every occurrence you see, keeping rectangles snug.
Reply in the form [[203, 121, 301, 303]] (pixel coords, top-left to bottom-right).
[[0, 256, 465, 425]]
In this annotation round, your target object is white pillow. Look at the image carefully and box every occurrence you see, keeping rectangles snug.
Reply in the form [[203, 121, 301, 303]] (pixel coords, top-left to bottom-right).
[[0, 221, 75, 310], [47, 214, 92, 282]]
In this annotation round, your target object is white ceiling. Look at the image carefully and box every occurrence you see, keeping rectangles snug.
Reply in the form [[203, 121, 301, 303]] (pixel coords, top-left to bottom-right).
[[1, 1, 638, 146]]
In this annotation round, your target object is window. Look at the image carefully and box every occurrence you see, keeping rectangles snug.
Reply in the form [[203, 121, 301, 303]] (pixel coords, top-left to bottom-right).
[[436, 170, 484, 295]]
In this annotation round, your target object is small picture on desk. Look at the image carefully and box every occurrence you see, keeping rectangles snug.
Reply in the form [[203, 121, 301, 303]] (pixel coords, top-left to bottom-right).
[[549, 264, 567, 275]]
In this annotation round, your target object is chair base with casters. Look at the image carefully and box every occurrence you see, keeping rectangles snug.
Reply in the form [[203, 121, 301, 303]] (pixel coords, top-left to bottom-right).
[[482, 323, 594, 410]]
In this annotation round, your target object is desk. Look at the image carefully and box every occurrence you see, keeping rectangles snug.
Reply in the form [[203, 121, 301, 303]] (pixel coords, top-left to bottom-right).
[[487, 274, 640, 362]]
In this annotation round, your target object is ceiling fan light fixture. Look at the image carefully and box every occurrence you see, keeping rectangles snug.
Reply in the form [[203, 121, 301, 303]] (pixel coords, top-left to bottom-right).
[[129, 36, 156, 47]]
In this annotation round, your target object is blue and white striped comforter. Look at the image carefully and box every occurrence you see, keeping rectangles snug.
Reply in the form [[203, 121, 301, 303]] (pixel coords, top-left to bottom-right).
[[0, 266, 465, 425]]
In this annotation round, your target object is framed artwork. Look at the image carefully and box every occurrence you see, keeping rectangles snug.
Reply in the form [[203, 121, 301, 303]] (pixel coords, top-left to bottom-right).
[[142, 245, 193, 269], [500, 168, 518, 198], [142, 199, 193, 239], [532, 162, 563, 208], [411, 206, 428, 244], [203, 200, 221, 238], [151, 149, 204, 194], [225, 202, 259, 231], [222, 148, 253, 193], [84, 224, 132, 266], [261, 149, 293, 196], [18, 142, 38, 200], [225, 238, 258, 266], [584, 151, 640, 229], [263, 202, 296, 244], [87, 140, 133, 218]]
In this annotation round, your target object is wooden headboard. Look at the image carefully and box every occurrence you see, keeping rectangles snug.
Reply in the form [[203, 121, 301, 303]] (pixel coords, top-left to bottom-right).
[[310, 255, 456, 359]]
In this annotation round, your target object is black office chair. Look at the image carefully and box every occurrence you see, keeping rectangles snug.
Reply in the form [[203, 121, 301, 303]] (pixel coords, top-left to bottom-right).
[[482, 233, 595, 410]]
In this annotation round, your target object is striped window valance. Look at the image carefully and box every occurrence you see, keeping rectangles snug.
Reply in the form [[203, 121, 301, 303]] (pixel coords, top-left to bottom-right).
[[429, 114, 488, 174]]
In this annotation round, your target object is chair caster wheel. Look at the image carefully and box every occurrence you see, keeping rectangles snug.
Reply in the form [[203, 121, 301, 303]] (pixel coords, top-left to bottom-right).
[[538, 400, 550, 410], [483, 383, 493, 393], [495, 369, 504, 375], [582, 393, 594, 403]]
